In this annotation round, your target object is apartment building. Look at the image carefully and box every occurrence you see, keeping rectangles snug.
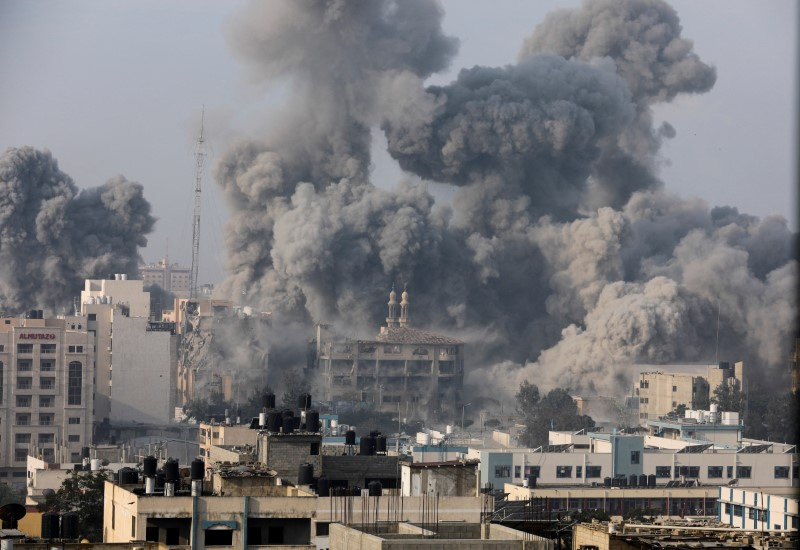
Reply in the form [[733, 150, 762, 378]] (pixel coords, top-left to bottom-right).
[[638, 371, 709, 422], [0, 313, 94, 484]]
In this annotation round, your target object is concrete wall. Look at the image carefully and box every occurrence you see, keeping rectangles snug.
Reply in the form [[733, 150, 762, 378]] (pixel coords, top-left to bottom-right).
[[572, 523, 635, 550], [322, 455, 399, 488], [401, 463, 477, 496], [259, 433, 322, 482], [110, 316, 177, 425]]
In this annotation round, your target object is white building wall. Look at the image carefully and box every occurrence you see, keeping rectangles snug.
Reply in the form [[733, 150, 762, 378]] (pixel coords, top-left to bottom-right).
[[110, 316, 176, 425], [718, 487, 799, 531]]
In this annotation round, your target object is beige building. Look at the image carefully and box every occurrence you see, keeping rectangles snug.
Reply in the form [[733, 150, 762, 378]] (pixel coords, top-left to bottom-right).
[[198, 422, 256, 461], [138, 256, 191, 298], [315, 287, 464, 417], [706, 361, 745, 396], [637, 371, 708, 423], [0, 313, 94, 483]]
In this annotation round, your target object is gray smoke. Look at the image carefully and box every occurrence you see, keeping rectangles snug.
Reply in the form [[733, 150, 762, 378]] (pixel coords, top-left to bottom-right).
[[0, 146, 155, 313], [214, 0, 796, 402]]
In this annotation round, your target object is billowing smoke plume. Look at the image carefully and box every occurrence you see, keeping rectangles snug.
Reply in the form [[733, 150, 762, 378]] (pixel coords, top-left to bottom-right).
[[214, 0, 796, 401], [0, 146, 155, 313]]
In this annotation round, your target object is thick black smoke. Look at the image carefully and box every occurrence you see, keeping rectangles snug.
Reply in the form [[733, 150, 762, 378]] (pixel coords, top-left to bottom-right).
[[0, 146, 155, 313], [214, 0, 796, 402]]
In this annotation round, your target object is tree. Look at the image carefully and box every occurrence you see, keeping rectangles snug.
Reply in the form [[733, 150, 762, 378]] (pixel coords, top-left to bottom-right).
[[712, 379, 744, 414], [0, 482, 25, 507], [281, 368, 310, 409], [239, 384, 275, 419], [38, 471, 107, 541], [516, 382, 595, 448]]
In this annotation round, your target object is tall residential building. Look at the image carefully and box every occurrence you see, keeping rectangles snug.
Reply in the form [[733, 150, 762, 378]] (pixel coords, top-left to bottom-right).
[[706, 361, 745, 396], [138, 256, 191, 298], [81, 276, 177, 428], [637, 371, 709, 423], [314, 287, 464, 418], [0, 313, 94, 484]]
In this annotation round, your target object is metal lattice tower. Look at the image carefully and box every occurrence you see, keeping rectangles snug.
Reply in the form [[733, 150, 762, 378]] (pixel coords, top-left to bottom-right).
[[189, 107, 206, 299]]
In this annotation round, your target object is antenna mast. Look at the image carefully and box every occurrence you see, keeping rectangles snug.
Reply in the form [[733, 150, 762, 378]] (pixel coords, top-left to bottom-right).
[[189, 107, 206, 299]]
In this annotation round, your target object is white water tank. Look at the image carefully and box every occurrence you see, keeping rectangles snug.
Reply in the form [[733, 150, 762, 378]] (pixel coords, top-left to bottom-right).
[[710, 403, 718, 413], [684, 409, 693, 419], [90, 458, 101, 471], [697, 411, 706, 423], [416, 432, 431, 445], [445, 425, 453, 435]]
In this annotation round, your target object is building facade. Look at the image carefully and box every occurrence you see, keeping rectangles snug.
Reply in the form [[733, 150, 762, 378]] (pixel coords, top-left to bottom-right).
[[315, 288, 464, 417], [638, 371, 709, 423], [0, 314, 94, 483], [718, 487, 799, 531], [138, 256, 191, 298]]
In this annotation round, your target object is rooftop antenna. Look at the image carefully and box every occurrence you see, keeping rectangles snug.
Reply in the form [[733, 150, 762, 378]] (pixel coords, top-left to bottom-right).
[[189, 106, 206, 299]]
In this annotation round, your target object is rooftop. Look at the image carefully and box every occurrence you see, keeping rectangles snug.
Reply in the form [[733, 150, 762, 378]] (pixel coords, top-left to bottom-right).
[[370, 326, 463, 345]]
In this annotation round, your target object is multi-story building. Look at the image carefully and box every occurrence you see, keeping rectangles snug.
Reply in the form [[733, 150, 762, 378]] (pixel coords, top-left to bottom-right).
[[315, 287, 464, 418], [637, 371, 709, 423], [707, 361, 745, 396], [138, 256, 191, 298], [81, 276, 177, 428], [198, 421, 256, 461], [0, 313, 94, 484], [718, 487, 798, 531]]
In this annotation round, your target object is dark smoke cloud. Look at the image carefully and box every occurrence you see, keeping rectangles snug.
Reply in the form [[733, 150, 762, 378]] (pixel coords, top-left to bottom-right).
[[0, 146, 155, 313], [214, 0, 795, 403]]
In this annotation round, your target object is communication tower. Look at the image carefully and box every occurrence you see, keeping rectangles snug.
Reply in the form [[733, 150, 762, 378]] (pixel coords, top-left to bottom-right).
[[189, 107, 206, 299]]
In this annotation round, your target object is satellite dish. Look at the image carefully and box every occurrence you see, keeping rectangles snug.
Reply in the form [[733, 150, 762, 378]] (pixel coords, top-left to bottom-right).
[[42, 489, 56, 497], [0, 502, 26, 528]]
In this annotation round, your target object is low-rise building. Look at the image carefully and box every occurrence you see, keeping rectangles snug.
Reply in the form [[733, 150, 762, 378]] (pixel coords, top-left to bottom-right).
[[718, 487, 799, 531]]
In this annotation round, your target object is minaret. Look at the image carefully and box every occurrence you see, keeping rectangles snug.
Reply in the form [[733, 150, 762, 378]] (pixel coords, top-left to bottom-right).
[[399, 286, 409, 327], [386, 284, 398, 328]]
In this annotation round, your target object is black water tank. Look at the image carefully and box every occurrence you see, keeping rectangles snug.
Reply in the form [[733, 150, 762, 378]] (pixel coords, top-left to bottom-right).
[[317, 476, 330, 497], [164, 459, 180, 482], [619, 476, 628, 488], [41, 513, 59, 539], [603, 477, 611, 488], [73, 463, 82, 471], [305, 410, 320, 432], [527, 475, 537, 488], [82, 446, 90, 459], [368, 481, 382, 497], [375, 435, 387, 454], [360, 436, 375, 455], [369, 430, 381, 438], [639, 474, 648, 487], [629, 474, 638, 487], [155, 472, 165, 489], [298, 463, 314, 485], [647, 474, 656, 487], [143, 455, 157, 477], [345, 430, 356, 446], [191, 459, 205, 481], [61, 512, 79, 540], [119, 467, 138, 484], [293, 416, 302, 430], [263, 393, 276, 409], [283, 412, 295, 434], [267, 411, 282, 432], [298, 393, 312, 410], [350, 485, 361, 497]]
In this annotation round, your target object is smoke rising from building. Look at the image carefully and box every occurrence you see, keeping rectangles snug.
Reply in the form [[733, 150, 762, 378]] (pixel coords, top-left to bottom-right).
[[212, 0, 794, 401], [0, 146, 155, 313]]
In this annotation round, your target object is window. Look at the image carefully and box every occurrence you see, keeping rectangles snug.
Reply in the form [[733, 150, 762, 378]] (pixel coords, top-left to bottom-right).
[[39, 396, 54, 408], [708, 466, 723, 478], [774, 466, 790, 479], [687, 466, 700, 478], [748, 508, 757, 520], [736, 466, 752, 479], [655, 466, 671, 478], [40, 344, 56, 354], [38, 433, 54, 443], [68, 361, 82, 405], [727, 466, 734, 478], [586, 466, 602, 478], [68, 417, 81, 425], [672, 386, 677, 392], [576, 466, 582, 478], [15, 414, 30, 426], [68, 434, 80, 442], [88, 313, 96, 321], [630, 451, 640, 464], [524, 466, 541, 478], [514, 466, 521, 478], [494, 465, 511, 478], [17, 344, 33, 354], [131, 516, 136, 538], [556, 466, 572, 478], [17, 359, 32, 371], [315, 522, 330, 536], [725, 503, 732, 514], [16, 377, 32, 390], [67, 345, 84, 353], [733, 505, 743, 518], [16, 395, 31, 407], [15, 433, 31, 444], [204, 530, 232, 546], [383, 345, 401, 354], [40, 377, 55, 390], [39, 414, 54, 426], [0, 344, 4, 351], [14, 449, 27, 462], [40, 359, 55, 372]]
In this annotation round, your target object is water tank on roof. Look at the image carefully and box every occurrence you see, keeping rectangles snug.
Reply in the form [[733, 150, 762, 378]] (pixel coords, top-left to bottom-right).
[[360, 436, 375, 456], [375, 435, 387, 454], [345, 430, 356, 446], [317, 476, 330, 497], [298, 393, 312, 410], [638, 474, 647, 487], [267, 412, 282, 432], [164, 459, 180, 482], [298, 463, 314, 485], [282, 413, 295, 434], [647, 474, 656, 487], [263, 393, 276, 409], [60, 512, 79, 540], [528, 475, 537, 489], [41, 513, 60, 539], [603, 477, 612, 488], [305, 410, 320, 432], [143, 456, 157, 477], [191, 459, 205, 481], [629, 474, 638, 487]]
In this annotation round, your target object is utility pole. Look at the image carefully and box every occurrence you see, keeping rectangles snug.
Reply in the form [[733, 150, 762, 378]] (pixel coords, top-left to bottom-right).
[[189, 107, 206, 299]]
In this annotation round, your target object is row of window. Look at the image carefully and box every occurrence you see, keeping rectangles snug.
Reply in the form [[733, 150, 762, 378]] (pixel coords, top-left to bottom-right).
[[504, 464, 791, 480], [14, 377, 56, 390], [15, 359, 56, 372], [13, 413, 86, 425], [14, 344, 84, 354], [16, 395, 56, 407]]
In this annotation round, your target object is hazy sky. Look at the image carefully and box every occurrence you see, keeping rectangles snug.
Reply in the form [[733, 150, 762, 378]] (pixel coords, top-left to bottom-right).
[[1, 0, 796, 285]]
